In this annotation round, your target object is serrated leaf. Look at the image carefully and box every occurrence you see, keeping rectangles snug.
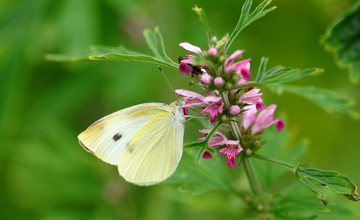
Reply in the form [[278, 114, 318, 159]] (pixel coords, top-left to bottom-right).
[[227, 0, 276, 50], [143, 27, 178, 66], [46, 29, 178, 70], [322, 2, 360, 84], [262, 68, 323, 84], [296, 167, 360, 204], [46, 45, 178, 70], [255, 57, 269, 82], [266, 84, 358, 118]]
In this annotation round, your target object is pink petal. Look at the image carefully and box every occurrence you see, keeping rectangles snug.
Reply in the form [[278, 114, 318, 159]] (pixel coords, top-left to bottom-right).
[[202, 151, 212, 159], [179, 42, 202, 54], [203, 96, 222, 104], [198, 129, 228, 146], [239, 88, 262, 104], [175, 89, 205, 101], [251, 105, 277, 134], [242, 104, 258, 130], [225, 50, 244, 66], [275, 119, 285, 131], [255, 101, 266, 111], [179, 62, 193, 75], [240, 67, 251, 80]]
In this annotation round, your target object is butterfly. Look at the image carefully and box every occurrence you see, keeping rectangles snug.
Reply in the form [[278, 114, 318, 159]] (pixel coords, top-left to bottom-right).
[[78, 101, 185, 186]]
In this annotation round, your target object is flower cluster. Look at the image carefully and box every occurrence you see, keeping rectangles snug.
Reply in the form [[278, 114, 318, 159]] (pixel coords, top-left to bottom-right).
[[176, 38, 284, 168]]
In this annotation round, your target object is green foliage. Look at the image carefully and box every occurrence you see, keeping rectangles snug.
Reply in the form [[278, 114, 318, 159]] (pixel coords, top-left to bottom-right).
[[226, 0, 276, 51], [296, 167, 360, 204], [253, 58, 358, 117], [267, 85, 358, 118], [46, 28, 178, 70], [1, 0, 360, 219], [322, 2, 360, 84], [165, 150, 235, 195]]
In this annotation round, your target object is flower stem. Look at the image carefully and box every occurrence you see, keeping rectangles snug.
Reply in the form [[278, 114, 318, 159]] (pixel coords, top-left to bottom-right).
[[220, 91, 265, 209], [252, 153, 296, 170]]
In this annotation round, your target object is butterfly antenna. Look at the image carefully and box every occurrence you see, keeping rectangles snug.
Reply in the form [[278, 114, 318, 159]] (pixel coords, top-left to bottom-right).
[[158, 66, 178, 99]]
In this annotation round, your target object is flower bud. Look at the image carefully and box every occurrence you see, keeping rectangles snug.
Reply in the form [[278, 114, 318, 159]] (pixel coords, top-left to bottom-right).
[[214, 77, 224, 87], [201, 73, 212, 84], [202, 151, 212, 159], [225, 82, 233, 90], [208, 48, 217, 56], [229, 105, 241, 115]]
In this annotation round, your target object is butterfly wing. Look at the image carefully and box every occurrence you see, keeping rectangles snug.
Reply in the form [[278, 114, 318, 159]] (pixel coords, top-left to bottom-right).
[[117, 110, 184, 186], [78, 103, 173, 165]]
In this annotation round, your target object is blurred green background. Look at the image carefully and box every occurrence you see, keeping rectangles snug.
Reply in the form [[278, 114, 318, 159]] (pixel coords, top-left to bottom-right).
[[1, 0, 359, 219]]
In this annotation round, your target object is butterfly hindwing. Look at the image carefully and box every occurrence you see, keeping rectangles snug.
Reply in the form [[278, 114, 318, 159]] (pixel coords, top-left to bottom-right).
[[117, 111, 184, 186]]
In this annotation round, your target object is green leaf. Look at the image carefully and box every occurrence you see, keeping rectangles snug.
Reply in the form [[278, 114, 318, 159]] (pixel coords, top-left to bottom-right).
[[46, 28, 178, 70], [227, 0, 276, 51], [261, 68, 323, 84], [322, 2, 360, 84], [192, 6, 212, 40], [273, 182, 326, 220], [143, 27, 178, 66], [255, 57, 269, 82], [266, 84, 358, 118], [296, 167, 360, 204]]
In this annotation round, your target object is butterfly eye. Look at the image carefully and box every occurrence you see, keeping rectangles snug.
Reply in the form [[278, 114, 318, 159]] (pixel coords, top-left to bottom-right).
[[113, 133, 122, 141]]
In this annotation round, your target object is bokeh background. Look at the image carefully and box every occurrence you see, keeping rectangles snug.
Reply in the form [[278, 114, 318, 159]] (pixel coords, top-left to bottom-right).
[[1, 0, 359, 219]]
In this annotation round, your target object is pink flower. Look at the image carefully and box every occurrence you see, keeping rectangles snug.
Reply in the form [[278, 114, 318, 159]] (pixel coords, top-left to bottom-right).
[[251, 104, 284, 134], [239, 88, 263, 104], [179, 42, 202, 54], [219, 140, 242, 168], [175, 89, 206, 107], [198, 129, 228, 146], [224, 51, 252, 80], [201, 96, 224, 123]]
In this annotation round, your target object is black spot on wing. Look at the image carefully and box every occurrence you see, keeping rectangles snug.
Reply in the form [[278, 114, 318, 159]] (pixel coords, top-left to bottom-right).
[[113, 133, 122, 141]]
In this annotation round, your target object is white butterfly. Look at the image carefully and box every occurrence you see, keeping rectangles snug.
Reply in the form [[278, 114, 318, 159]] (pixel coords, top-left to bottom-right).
[[78, 101, 185, 186]]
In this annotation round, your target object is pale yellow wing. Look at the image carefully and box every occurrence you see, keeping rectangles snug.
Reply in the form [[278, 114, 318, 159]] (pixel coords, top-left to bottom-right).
[[117, 111, 184, 186], [78, 103, 173, 165]]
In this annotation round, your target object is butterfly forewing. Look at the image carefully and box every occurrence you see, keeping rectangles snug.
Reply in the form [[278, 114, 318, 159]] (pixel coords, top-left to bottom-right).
[[78, 103, 173, 165]]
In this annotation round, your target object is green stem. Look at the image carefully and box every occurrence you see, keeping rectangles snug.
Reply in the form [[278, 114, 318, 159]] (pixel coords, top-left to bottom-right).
[[243, 157, 263, 196], [220, 91, 265, 208], [252, 153, 296, 170]]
